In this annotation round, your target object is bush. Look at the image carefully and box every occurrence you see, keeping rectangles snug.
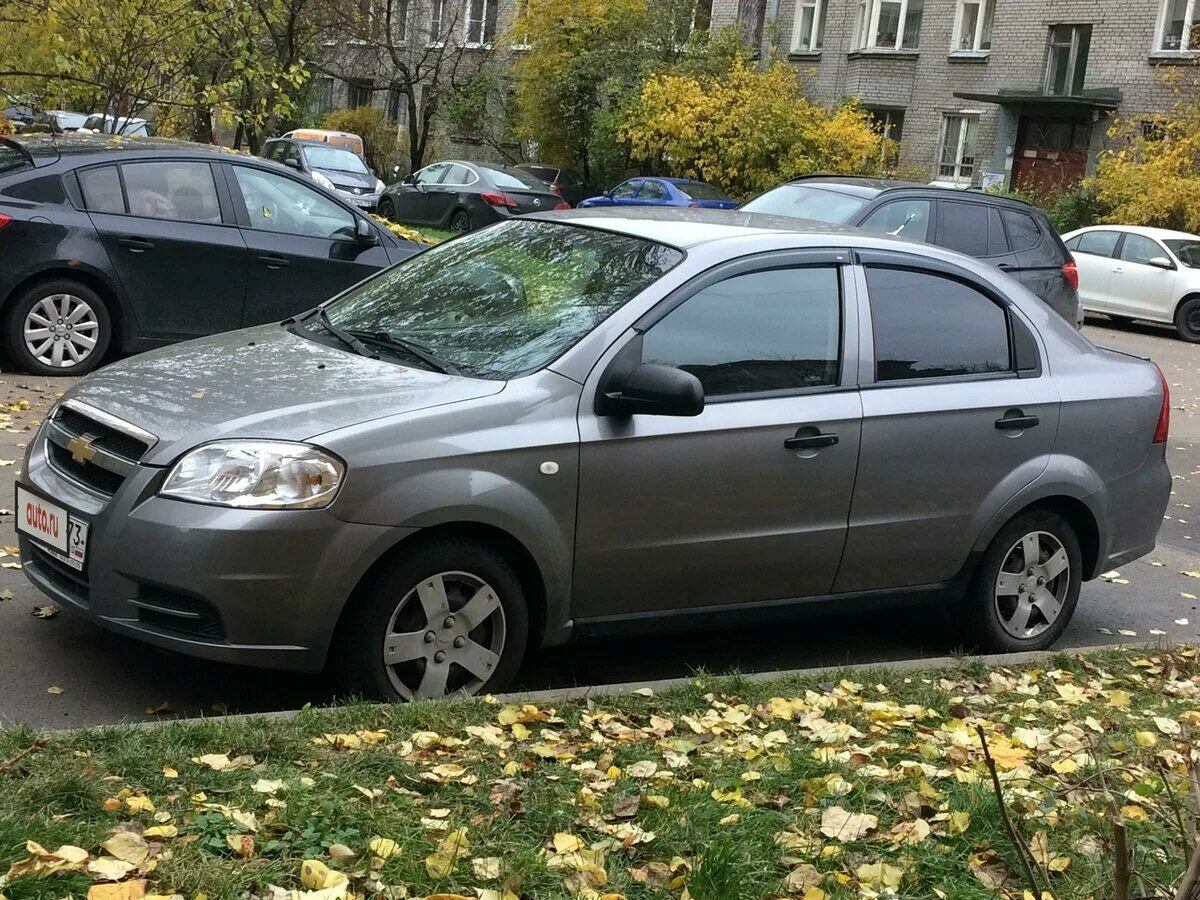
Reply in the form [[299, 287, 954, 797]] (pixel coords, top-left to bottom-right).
[[1045, 183, 1110, 233], [320, 106, 397, 177], [0, 112, 14, 136]]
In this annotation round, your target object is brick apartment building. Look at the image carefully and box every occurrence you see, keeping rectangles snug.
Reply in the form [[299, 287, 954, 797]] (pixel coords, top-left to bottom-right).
[[711, 0, 1199, 192]]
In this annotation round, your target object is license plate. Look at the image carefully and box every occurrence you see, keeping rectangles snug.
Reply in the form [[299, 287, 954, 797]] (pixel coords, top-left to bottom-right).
[[349, 196, 374, 207], [16, 486, 88, 570]]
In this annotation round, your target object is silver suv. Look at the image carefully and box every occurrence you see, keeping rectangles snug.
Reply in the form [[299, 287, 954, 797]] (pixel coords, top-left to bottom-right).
[[16, 209, 1170, 701]]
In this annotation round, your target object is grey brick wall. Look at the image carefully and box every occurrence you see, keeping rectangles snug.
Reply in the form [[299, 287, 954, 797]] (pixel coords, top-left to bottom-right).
[[714, 0, 1196, 187]]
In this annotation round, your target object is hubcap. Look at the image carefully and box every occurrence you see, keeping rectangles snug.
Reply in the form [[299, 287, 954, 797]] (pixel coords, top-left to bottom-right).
[[382, 570, 505, 700], [451, 214, 469, 233], [1187, 307, 1200, 335], [994, 531, 1070, 639], [24, 294, 99, 368]]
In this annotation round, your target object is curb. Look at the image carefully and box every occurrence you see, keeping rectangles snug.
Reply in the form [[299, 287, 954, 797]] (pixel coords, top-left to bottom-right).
[[80, 641, 1142, 733]]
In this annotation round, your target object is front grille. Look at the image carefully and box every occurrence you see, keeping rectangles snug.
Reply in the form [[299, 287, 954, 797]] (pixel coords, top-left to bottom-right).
[[44, 403, 154, 498], [27, 543, 89, 607], [132, 586, 226, 641]]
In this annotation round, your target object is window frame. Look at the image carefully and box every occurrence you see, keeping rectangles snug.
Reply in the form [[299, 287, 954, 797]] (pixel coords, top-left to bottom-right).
[[853, 0, 922, 51], [222, 162, 363, 240], [952, 0, 992, 51], [790, 0, 826, 53], [936, 113, 980, 182], [1070, 229, 1122, 258], [463, 0, 498, 47], [1157, 0, 1197, 51], [1119, 232, 1174, 267], [614, 247, 859, 405], [428, 0, 449, 46], [76, 159, 236, 226], [855, 249, 1040, 389], [1044, 24, 1091, 96]]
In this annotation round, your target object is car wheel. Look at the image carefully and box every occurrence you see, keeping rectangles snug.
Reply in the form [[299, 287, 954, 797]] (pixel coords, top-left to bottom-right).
[[334, 537, 529, 701], [449, 209, 471, 234], [378, 196, 396, 220], [3, 280, 112, 376], [961, 509, 1082, 653], [1175, 297, 1200, 342]]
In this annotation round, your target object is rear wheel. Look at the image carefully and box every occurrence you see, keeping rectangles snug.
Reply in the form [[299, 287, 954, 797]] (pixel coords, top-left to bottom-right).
[[1175, 297, 1200, 342], [377, 196, 396, 220], [449, 209, 471, 234], [961, 509, 1081, 652], [3, 279, 112, 376], [334, 537, 529, 701]]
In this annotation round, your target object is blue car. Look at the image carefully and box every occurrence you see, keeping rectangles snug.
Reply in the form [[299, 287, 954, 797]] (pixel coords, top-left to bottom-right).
[[578, 176, 736, 210]]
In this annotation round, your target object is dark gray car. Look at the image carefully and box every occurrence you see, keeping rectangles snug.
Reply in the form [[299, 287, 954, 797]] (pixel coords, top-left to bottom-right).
[[16, 209, 1170, 701], [262, 138, 384, 209]]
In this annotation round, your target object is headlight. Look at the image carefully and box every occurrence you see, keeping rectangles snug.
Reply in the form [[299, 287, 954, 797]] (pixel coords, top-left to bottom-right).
[[160, 441, 344, 509], [311, 171, 335, 191], [374, 178, 385, 193]]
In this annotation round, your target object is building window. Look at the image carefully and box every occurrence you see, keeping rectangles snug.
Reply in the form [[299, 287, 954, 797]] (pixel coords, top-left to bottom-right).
[[953, 0, 992, 50], [854, 0, 923, 50], [464, 0, 498, 46], [429, 0, 449, 45], [1159, 0, 1198, 49], [1044, 24, 1091, 96], [791, 0, 826, 52], [1142, 118, 1167, 140], [867, 107, 904, 165], [311, 75, 334, 114], [347, 79, 374, 109], [387, 86, 409, 125], [938, 113, 979, 181], [389, 0, 408, 44]]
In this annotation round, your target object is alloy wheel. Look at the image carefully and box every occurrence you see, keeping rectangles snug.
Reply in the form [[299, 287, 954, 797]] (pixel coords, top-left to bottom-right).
[[382, 570, 506, 699], [24, 293, 100, 369], [450, 211, 470, 234], [993, 531, 1071, 639]]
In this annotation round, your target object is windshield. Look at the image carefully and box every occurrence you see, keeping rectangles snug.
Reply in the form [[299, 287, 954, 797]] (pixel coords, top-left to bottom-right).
[[678, 181, 730, 201], [740, 184, 869, 223], [1165, 239, 1200, 268], [324, 219, 683, 378], [303, 145, 370, 174]]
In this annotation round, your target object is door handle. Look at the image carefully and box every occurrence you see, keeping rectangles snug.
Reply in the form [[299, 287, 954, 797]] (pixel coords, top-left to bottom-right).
[[257, 255, 290, 269], [1112, 266, 1124, 273], [118, 237, 154, 252], [997, 262, 1016, 271], [995, 413, 1039, 431], [784, 430, 839, 450]]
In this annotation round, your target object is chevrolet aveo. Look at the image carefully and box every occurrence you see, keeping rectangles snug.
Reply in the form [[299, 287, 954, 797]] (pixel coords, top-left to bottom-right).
[[17, 209, 1170, 701]]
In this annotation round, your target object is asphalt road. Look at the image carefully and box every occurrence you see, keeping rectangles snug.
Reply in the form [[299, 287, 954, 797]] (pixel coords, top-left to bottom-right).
[[2, 315, 1199, 729]]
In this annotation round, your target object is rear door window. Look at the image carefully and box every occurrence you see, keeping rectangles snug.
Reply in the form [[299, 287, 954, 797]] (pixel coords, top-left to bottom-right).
[[1073, 230, 1120, 258], [1001, 209, 1041, 252], [935, 200, 992, 257], [121, 161, 222, 223], [867, 266, 1011, 381], [859, 199, 931, 241], [638, 180, 669, 201], [78, 165, 125, 214]]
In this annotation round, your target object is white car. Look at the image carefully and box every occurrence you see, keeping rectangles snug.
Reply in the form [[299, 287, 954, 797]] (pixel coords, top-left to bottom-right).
[[1063, 225, 1200, 341]]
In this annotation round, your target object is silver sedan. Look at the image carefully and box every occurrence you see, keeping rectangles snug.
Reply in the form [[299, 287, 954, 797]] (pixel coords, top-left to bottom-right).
[[17, 208, 1171, 700]]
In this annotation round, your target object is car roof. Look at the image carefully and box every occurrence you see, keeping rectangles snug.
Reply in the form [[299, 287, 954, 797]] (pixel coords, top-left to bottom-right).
[[530, 206, 863, 249], [1068, 224, 1200, 241], [2, 133, 257, 165]]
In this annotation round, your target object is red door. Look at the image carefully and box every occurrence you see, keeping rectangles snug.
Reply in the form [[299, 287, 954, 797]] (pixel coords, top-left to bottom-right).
[[1011, 117, 1090, 196]]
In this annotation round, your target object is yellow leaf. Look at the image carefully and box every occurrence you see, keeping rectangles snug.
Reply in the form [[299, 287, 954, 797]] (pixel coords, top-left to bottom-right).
[[856, 861, 903, 891], [948, 811, 971, 836], [719, 814, 741, 826], [820, 806, 878, 841], [553, 833, 582, 854], [46, 685, 64, 695], [368, 837, 398, 860], [1106, 689, 1132, 708], [1134, 731, 1158, 748], [161, 767, 178, 779], [88, 857, 136, 881], [471, 856, 502, 879], [87, 880, 147, 900], [1121, 804, 1150, 821], [101, 832, 149, 865], [143, 825, 177, 839], [225, 833, 255, 857], [252, 779, 287, 794], [300, 859, 348, 890]]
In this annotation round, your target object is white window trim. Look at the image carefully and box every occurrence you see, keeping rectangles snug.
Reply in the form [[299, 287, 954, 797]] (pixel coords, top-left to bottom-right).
[[427, 0, 448, 48], [790, 0, 824, 52], [951, 0, 990, 52], [854, 0, 919, 51], [1155, 0, 1197, 50], [937, 113, 980, 183], [463, 0, 497, 48]]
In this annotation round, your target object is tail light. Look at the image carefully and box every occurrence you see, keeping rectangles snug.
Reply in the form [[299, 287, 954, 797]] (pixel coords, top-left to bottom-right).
[[481, 192, 517, 209], [553, 201, 570, 210], [1062, 259, 1079, 291], [550, 183, 562, 196], [1153, 362, 1170, 444], [0, 213, 11, 230]]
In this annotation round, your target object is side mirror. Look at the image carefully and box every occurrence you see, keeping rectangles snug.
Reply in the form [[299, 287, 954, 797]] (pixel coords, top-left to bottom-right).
[[603, 190, 613, 198], [355, 217, 378, 245], [600, 363, 704, 417], [1148, 256, 1175, 270], [283, 157, 300, 170]]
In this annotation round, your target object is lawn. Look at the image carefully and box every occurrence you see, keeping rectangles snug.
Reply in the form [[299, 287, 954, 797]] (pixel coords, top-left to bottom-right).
[[1, 648, 1198, 900]]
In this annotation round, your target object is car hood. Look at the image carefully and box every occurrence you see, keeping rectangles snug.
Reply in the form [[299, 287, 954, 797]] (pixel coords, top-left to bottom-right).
[[61, 324, 505, 466], [315, 167, 376, 192]]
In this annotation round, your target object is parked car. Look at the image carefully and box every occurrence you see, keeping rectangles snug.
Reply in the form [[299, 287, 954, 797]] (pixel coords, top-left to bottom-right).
[[282, 129, 365, 158], [378, 160, 567, 233], [45, 110, 90, 132], [579, 176, 737, 210], [0, 134, 418, 375], [262, 137, 384, 209], [515, 163, 588, 207], [79, 114, 151, 136], [16, 207, 1169, 701], [741, 176, 1082, 326], [1062, 225, 1200, 340]]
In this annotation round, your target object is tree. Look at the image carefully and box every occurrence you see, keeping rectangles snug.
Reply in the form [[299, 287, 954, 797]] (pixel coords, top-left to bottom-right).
[[619, 58, 882, 200], [1094, 73, 1200, 231], [322, 105, 396, 174]]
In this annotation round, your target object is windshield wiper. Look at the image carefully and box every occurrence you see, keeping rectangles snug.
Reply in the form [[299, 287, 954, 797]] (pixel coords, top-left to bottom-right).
[[351, 330, 462, 376], [308, 307, 378, 360]]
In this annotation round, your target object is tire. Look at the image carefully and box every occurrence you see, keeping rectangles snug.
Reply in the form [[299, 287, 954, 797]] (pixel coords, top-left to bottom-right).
[[960, 509, 1082, 653], [377, 196, 395, 220], [3, 279, 112, 376], [1175, 296, 1200, 342], [333, 537, 529, 701], [449, 209, 471, 234]]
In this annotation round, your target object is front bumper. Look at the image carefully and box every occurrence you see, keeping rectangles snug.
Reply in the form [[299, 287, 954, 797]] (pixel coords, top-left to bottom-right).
[[18, 436, 407, 672]]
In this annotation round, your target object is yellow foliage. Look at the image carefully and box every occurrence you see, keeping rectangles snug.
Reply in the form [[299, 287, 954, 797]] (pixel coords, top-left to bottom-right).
[[0, 113, 14, 136], [619, 59, 882, 201]]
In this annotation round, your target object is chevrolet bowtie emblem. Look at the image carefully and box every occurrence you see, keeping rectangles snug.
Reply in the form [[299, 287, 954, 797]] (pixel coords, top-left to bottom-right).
[[66, 435, 96, 464]]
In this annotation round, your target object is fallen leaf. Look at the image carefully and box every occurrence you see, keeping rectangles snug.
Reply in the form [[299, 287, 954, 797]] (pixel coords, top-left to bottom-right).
[[162, 767, 178, 779], [471, 856, 502, 879], [820, 806, 878, 841], [46, 685, 64, 695], [87, 879, 147, 900], [300, 859, 348, 891], [88, 857, 136, 881], [143, 825, 177, 839], [252, 779, 287, 795], [226, 833, 254, 857], [31, 605, 57, 617], [1154, 716, 1182, 735], [718, 813, 741, 826], [101, 832, 149, 865], [368, 837, 399, 859], [856, 862, 903, 891]]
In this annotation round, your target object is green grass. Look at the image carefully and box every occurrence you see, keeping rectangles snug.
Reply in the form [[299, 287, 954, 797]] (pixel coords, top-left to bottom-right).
[[1, 648, 1198, 899]]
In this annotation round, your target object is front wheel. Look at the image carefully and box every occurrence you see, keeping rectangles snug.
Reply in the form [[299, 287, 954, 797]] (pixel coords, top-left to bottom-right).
[[1175, 297, 1200, 342], [960, 509, 1082, 653], [3, 279, 112, 376], [333, 538, 529, 701]]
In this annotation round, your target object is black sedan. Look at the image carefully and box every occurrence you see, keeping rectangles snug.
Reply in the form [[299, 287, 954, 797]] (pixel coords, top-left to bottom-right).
[[378, 160, 567, 234], [0, 134, 419, 375]]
